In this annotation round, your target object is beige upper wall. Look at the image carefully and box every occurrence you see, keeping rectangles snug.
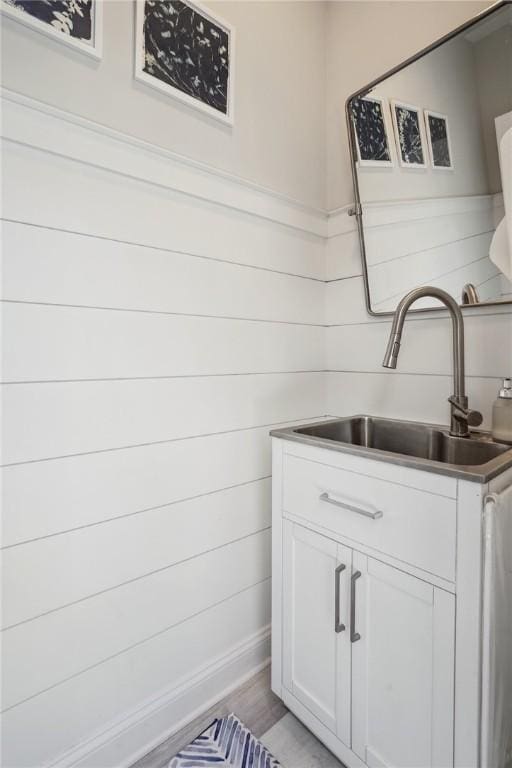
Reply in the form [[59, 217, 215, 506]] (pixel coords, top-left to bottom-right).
[[326, 0, 492, 210], [1, 1, 498, 211], [1, 1, 326, 209]]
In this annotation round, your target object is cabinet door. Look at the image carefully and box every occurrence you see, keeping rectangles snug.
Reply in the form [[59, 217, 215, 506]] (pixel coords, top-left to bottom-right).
[[282, 521, 352, 744], [351, 553, 455, 768]]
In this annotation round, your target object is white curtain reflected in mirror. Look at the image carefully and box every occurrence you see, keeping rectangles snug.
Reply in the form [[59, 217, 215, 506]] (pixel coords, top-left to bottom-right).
[[350, 3, 512, 313]]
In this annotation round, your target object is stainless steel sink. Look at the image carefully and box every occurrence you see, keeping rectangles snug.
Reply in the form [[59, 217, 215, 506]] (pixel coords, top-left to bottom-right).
[[295, 416, 509, 465], [271, 415, 512, 482]]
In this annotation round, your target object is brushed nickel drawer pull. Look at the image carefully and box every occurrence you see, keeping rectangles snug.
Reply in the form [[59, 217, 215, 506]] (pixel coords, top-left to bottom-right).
[[334, 563, 346, 633], [319, 492, 383, 520]]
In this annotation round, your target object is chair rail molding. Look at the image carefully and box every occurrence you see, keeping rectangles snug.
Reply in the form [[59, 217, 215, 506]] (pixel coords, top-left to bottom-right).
[[0, 88, 327, 238]]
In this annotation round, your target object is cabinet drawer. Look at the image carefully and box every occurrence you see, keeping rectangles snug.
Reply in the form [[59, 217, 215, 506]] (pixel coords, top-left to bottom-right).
[[282, 453, 456, 581]]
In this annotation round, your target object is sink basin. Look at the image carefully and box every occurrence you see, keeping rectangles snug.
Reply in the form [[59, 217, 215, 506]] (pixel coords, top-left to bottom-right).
[[295, 416, 510, 466], [271, 415, 512, 482]]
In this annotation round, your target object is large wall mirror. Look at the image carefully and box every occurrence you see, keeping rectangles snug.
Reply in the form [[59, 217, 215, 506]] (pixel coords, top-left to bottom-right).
[[347, 1, 512, 314]]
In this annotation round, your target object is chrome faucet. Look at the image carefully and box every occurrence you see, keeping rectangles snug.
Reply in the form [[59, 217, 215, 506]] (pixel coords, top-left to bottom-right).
[[382, 286, 483, 437]]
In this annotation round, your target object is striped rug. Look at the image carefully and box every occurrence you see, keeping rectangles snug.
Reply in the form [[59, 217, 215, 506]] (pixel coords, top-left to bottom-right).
[[169, 713, 282, 767]]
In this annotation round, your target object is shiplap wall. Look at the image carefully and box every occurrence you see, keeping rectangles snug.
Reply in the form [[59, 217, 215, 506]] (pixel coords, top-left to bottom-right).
[[0, 91, 326, 768], [325, 207, 512, 427], [3, 88, 512, 768]]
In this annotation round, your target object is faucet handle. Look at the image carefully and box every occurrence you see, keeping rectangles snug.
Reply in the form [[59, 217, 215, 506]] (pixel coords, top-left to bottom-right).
[[448, 396, 483, 428], [466, 410, 484, 428]]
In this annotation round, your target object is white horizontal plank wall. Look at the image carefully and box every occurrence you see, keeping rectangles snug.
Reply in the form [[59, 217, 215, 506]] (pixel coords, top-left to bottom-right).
[[0, 92, 326, 768], [4, 86, 512, 768], [325, 206, 512, 429]]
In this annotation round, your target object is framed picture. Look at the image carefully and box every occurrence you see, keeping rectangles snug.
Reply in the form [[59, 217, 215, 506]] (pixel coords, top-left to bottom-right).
[[135, 0, 235, 125], [391, 101, 427, 168], [425, 110, 453, 170], [1, 0, 102, 59], [350, 96, 393, 167]]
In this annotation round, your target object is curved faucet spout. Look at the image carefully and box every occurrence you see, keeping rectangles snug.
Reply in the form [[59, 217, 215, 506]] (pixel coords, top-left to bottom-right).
[[382, 287, 481, 437], [382, 287, 464, 397]]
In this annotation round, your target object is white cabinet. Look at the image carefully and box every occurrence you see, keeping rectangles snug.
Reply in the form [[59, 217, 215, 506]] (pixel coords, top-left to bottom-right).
[[271, 439, 494, 768], [351, 554, 455, 768], [282, 522, 352, 745], [281, 520, 455, 767]]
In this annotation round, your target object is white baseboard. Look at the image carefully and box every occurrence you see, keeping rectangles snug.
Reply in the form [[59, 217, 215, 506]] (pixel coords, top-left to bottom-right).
[[49, 626, 271, 768]]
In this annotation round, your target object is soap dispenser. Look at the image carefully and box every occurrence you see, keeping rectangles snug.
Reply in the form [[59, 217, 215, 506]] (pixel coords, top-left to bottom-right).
[[492, 378, 512, 444]]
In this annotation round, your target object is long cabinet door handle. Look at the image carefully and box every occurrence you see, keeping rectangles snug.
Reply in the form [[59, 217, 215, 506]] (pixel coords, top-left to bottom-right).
[[319, 492, 383, 520], [334, 563, 346, 633], [350, 570, 362, 643]]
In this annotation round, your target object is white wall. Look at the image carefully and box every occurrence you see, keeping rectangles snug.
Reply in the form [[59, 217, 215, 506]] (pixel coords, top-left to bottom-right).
[[0, 0, 327, 209], [2, 3, 512, 767], [0, 2, 326, 764], [1, 97, 326, 766]]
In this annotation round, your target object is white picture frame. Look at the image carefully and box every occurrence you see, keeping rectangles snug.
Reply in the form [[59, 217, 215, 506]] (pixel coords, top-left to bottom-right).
[[1, 0, 102, 59], [391, 100, 427, 169], [351, 95, 394, 168], [424, 109, 454, 170], [134, 0, 235, 125]]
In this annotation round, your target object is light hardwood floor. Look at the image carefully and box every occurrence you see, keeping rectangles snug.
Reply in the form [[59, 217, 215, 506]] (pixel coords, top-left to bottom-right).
[[130, 666, 288, 768], [262, 713, 345, 768]]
